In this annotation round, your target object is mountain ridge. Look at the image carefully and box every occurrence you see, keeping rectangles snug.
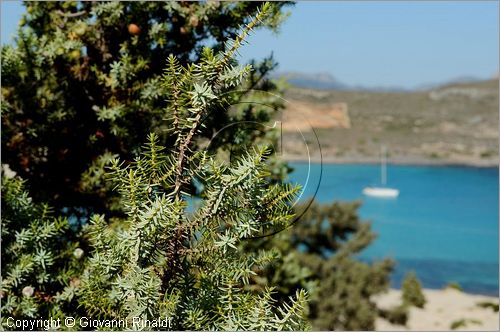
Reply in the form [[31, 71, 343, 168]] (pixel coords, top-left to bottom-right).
[[272, 71, 496, 92]]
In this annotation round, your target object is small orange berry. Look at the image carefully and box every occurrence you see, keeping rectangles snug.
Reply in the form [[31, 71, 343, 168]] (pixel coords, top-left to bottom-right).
[[128, 23, 141, 36]]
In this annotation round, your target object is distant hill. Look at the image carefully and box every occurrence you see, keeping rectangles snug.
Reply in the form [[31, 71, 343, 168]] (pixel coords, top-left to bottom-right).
[[273, 71, 495, 93], [415, 76, 491, 91], [279, 78, 499, 166], [272, 71, 411, 92], [272, 71, 350, 90]]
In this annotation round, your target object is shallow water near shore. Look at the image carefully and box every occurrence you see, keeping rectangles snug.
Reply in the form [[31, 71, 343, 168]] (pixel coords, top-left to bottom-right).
[[288, 162, 499, 295]]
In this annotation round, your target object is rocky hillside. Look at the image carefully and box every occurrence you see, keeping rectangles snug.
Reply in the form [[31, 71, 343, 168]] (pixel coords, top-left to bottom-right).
[[280, 79, 498, 166]]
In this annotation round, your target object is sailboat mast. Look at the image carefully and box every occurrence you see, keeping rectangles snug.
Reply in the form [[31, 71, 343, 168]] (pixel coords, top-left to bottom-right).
[[381, 145, 387, 186]]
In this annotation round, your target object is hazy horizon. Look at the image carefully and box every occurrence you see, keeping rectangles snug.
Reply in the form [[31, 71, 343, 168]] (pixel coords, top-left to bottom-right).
[[1, 1, 498, 89], [241, 1, 499, 89]]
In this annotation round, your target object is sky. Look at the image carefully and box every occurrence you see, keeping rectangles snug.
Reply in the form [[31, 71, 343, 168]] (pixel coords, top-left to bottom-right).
[[1, 1, 498, 89]]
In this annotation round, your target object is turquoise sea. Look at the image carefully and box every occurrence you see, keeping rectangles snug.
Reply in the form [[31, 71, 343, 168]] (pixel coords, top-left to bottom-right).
[[288, 162, 499, 295]]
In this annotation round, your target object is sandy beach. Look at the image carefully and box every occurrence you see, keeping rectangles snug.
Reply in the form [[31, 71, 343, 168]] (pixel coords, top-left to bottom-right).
[[374, 288, 499, 331]]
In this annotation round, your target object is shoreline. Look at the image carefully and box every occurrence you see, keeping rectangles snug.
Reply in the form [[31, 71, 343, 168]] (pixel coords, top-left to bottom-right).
[[375, 288, 499, 331], [283, 155, 499, 168], [379, 286, 500, 302], [389, 286, 498, 298]]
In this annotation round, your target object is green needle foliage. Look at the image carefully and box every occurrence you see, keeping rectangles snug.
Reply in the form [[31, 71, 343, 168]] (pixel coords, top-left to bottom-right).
[[80, 138, 309, 330], [1, 1, 291, 215], [1, 2, 401, 330], [245, 201, 395, 330], [19, 4, 305, 329], [2, 4, 310, 330], [1, 173, 84, 321]]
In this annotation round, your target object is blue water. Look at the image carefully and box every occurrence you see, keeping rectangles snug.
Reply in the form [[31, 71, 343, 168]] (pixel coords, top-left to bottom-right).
[[288, 162, 499, 295]]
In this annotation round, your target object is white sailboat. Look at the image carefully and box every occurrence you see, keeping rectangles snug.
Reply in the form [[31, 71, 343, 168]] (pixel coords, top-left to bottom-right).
[[362, 146, 399, 198]]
